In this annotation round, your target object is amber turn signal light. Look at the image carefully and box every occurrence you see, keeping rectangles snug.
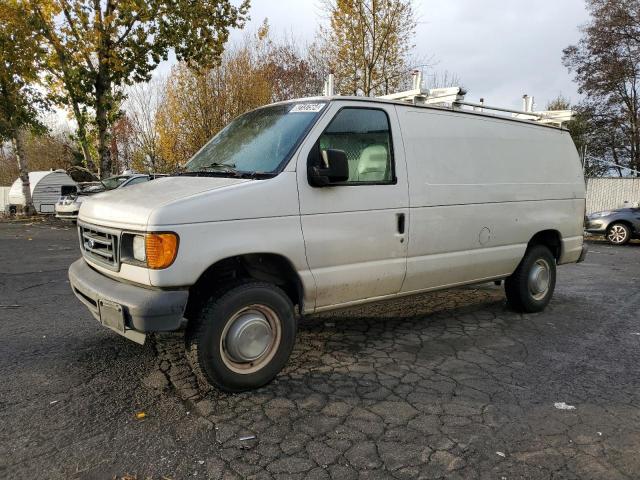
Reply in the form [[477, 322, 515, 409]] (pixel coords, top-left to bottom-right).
[[145, 233, 179, 269]]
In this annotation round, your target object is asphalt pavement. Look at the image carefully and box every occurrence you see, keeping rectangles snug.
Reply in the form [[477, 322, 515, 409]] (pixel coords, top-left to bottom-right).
[[1, 219, 639, 479]]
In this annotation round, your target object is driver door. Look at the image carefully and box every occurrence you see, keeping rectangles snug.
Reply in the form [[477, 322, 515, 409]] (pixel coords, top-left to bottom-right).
[[296, 102, 409, 310]]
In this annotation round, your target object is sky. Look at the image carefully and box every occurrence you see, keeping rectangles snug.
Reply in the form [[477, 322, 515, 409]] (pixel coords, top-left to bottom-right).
[[221, 0, 591, 110]]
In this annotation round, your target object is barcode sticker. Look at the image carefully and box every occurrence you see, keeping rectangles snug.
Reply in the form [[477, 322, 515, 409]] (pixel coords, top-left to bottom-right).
[[290, 103, 325, 113]]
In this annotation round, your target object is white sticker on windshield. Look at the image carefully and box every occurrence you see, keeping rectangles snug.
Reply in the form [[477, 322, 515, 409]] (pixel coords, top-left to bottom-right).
[[290, 103, 325, 113]]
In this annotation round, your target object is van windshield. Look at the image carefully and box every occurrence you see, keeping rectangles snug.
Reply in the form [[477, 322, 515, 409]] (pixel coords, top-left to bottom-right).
[[184, 102, 327, 177]]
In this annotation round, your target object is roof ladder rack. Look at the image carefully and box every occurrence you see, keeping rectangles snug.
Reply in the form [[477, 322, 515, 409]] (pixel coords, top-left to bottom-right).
[[377, 72, 574, 128], [378, 71, 466, 106]]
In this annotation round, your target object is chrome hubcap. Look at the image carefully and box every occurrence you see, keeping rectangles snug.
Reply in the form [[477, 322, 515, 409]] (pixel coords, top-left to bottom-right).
[[225, 311, 273, 362], [528, 259, 550, 300], [220, 305, 281, 374], [608, 225, 627, 244]]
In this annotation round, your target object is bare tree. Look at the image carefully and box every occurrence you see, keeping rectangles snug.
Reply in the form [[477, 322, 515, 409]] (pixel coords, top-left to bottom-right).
[[317, 0, 417, 96], [123, 78, 165, 172], [563, 0, 640, 176], [262, 34, 325, 101], [422, 70, 462, 90]]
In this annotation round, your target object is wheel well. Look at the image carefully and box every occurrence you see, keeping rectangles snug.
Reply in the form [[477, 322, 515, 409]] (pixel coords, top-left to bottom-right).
[[528, 230, 562, 261], [185, 253, 304, 319]]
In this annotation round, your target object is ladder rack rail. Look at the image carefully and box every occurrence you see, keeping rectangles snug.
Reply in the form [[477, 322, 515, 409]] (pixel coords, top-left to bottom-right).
[[455, 100, 538, 117], [375, 71, 574, 128], [323, 71, 574, 128]]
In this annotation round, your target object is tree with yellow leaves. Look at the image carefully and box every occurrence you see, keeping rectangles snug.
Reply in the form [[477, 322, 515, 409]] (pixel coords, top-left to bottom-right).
[[318, 0, 417, 96], [0, 0, 49, 214], [155, 22, 324, 170], [26, 0, 249, 177]]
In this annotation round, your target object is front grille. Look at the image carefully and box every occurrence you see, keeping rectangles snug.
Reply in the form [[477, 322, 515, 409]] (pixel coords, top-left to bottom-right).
[[79, 224, 119, 269]]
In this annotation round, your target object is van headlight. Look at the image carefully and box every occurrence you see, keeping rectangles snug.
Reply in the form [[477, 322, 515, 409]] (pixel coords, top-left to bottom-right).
[[132, 235, 146, 262], [589, 211, 613, 218], [122, 232, 179, 269]]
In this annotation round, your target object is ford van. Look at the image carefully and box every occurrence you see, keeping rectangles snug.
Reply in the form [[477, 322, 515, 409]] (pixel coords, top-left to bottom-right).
[[69, 96, 587, 391]]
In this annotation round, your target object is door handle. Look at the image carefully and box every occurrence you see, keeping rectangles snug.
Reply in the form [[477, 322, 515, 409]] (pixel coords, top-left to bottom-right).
[[397, 213, 405, 234]]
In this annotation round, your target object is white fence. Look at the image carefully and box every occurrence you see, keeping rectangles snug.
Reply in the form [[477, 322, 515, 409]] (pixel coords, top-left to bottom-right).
[[586, 177, 640, 213], [0, 187, 10, 213]]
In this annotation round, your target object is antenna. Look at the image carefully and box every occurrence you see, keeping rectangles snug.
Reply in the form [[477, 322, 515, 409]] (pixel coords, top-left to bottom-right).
[[522, 94, 534, 113], [323, 72, 335, 96], [411, 69, 423, 90]]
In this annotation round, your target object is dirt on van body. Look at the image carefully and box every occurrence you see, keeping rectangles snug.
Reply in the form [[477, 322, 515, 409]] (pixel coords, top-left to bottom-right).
[[1, 221, 639, 479]]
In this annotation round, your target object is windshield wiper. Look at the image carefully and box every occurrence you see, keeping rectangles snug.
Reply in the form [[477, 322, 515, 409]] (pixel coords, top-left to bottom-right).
[[177, 162, 237, 177], [178, 162, 275, 179], [202, 162, 237, 172], [235, 171, 276, 179]]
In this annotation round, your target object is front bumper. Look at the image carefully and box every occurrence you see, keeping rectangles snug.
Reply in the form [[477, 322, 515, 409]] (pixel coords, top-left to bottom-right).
[[584, 218, 607, 234], [68, 258, 189, 344], [55, 204, 80, 220], [56, 210, 79, 220]]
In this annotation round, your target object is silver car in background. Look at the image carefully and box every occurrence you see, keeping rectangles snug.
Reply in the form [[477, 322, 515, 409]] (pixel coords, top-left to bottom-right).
[[585, 207, 640, 245], [55, 174, 160, 221]]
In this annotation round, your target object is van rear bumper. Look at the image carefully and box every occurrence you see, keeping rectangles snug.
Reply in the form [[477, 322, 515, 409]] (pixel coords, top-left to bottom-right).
[[577, 244, 588, 263], [559, 235, 586, 264], [68, 259, 188, 343]]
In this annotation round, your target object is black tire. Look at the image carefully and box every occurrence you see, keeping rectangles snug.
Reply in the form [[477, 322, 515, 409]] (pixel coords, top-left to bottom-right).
[[606, 222, 631, 245], [505, 245, 556, 313], [186, 281, 297, 392]]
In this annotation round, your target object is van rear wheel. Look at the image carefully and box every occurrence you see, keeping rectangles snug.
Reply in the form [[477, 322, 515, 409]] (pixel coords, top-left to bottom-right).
[[186, 281, 297, 392], [505, 245, 556, 313]]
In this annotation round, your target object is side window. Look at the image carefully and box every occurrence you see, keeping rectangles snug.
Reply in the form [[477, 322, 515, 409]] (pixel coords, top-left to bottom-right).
[[61, 185, 77, 196], [318, 108, 394, 184]]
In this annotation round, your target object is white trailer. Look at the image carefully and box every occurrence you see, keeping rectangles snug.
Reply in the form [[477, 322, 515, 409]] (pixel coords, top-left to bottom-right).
[[8, 170, 77, 214], [0, 186, 10, 213]]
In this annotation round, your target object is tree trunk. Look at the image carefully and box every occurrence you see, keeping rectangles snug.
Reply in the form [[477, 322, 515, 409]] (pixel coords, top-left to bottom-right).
[[94, 10, 117, 181], [79, 132, 94, 172], [71, 100, 95, 172], [13, 129, 35, 216], [95, 89, 111, 178], [95, 60, 112, 178]]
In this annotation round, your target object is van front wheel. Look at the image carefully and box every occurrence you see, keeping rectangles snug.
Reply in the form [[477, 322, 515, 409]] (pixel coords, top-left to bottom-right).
[[187, 282, 297, 392], [505, 245, 556, 313]]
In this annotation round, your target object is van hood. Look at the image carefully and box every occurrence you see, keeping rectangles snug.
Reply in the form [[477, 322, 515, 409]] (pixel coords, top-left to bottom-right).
[[78, 176, 250, 229]]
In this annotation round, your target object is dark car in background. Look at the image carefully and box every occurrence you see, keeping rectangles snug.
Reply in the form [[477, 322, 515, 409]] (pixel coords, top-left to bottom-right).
[[585, 207, 640, 245]]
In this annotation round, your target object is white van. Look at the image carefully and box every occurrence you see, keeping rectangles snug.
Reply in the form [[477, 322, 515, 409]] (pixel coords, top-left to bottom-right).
[[69, 96, 587, 391]]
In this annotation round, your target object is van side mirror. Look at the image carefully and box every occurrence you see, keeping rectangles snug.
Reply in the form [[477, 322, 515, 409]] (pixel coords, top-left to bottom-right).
[[308, 149, 349, 187]]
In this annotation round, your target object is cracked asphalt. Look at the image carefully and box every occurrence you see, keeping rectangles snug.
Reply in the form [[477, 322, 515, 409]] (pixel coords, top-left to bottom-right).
[[1, 219, 639, 480]]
